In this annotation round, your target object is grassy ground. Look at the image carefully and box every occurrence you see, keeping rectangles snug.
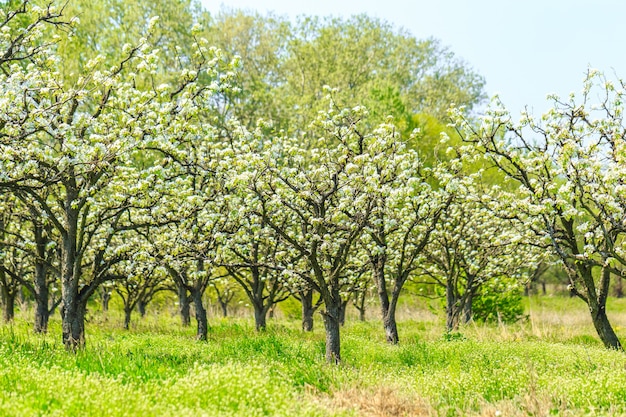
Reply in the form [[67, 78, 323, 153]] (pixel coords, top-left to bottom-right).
[[1, 295, 626, 416]]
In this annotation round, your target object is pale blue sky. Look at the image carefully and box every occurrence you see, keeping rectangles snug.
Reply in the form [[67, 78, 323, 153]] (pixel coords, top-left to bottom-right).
[[201, 0, 626, 117]]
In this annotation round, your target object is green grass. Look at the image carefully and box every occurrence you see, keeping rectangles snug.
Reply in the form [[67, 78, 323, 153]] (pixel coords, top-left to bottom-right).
[[1, 297, 626, 416]]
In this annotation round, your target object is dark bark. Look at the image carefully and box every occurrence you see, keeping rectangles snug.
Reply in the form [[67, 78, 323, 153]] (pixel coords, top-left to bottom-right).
[[463, 291, 473, 324], [178, 285, 191, 327], [378, 282, 403, 344], [192, 289, 208, 341], [299, 289, 317, 331], [338, 298, 348, 326], [33, 253, 50, 333], [61, 193, 84, 351], [381, 281, 401, 344], [123, 307, 132, 330], [34, 293, 49, 333], [101, 290, 111, 312], [372, 253, 402, 344], [61, 299, 87, 350], [322, 295, 342, 364], [382, 312, 399, 344], [253, 303, 268, 331], [590, 305, 622, 350], [569, 264, 623, 350], [1, 286, 16, 323], [33, 222, 51, 333], [138, 299, 147, 317], [374, 256, 394, 342]]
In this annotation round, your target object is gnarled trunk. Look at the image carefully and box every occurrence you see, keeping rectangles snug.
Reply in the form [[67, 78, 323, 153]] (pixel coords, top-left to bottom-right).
[[61, 196, 85, 351], [578, 265, 623, 350], [382, 299, 399, 345], [591, 305, 622, 350], [373, 253, 400, 344], [61, 298, 87, 350], [322, 297, 342, 364], [192, 289, 207, 341]]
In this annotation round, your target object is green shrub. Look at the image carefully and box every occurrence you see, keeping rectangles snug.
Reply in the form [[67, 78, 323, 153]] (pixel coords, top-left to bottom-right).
[[472, 276, 526, 324]]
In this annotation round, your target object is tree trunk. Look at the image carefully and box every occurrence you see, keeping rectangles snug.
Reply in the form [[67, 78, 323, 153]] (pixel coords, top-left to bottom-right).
[[1, 286, 15, 323], [123, 308, 132, 330], [372, 254, 401, 344], [33, 223, 51, 333], [463, 292, 474, 324], [338, 298, 348, 326], [178, 285, 190, 327], [379, 301, 400, 344], [61, 199, 84, 351], [192, 289, 208, 341], [101, 290, 111, 312], [446, 279, 460, 332], [379, 302, 400, 341], [300, 289, 315, 332], [138, 300, 147, 317], [577, 265, 623, 350], [219, 300, 228, 317], [254, 303, 268, 331], [61, 299, 87, 350], [353, 289, 367, 322], [590, 305, 622, 350], [33, 261, 50, 333], [34, 295, 49, 333], [322, 295, 342, 364]]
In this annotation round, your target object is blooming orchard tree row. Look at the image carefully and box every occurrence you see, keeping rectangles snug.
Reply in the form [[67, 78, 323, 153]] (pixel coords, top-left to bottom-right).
[[0, 2, 586, 362]]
